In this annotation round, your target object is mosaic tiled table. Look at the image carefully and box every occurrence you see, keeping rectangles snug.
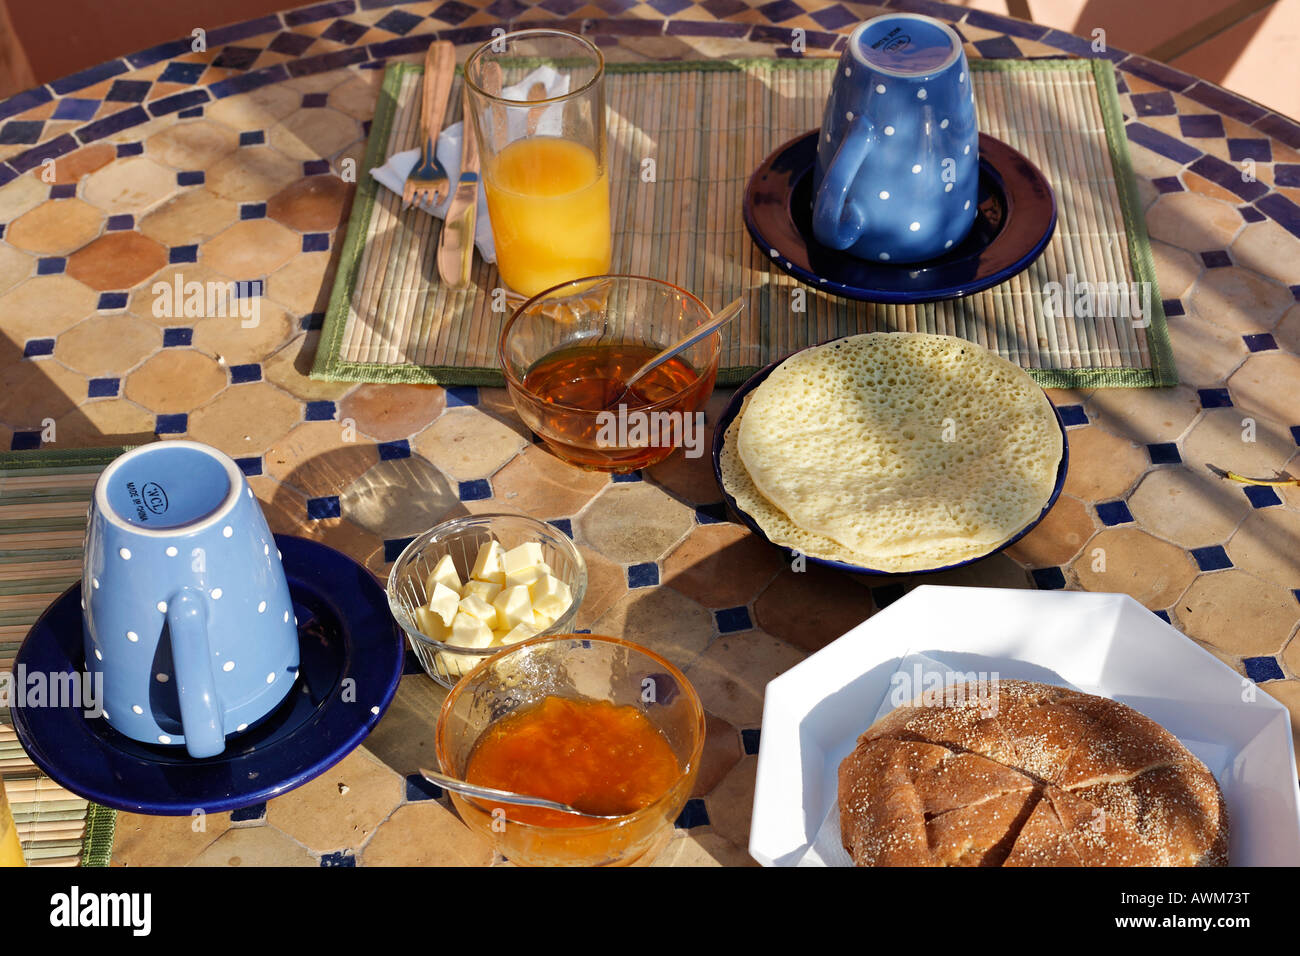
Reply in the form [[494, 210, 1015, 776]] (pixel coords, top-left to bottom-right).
[[1, 0, 1298, 867]]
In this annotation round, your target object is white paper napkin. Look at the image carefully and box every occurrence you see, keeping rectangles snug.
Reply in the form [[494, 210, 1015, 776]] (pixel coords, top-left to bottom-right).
[[368, 66, 571, 266]]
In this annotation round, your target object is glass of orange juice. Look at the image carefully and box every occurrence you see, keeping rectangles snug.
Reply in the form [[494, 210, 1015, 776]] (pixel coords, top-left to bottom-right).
[[463, 30, 611, 299], [0, 781, 25, 867]]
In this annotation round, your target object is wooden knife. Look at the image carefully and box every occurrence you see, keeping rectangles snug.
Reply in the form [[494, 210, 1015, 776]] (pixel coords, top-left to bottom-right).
[[436, 82, 480, 290]]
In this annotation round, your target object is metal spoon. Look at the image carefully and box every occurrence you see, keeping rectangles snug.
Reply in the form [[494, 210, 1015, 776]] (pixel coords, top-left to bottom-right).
[[602, 296, 745, 410], [419, 767, 624, 820]]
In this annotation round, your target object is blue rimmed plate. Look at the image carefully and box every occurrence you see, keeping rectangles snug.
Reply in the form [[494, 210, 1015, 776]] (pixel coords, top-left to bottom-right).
[[744, 130, 1056, 303], [10, 534, 404, 815], [710, 348, 1069, 576]]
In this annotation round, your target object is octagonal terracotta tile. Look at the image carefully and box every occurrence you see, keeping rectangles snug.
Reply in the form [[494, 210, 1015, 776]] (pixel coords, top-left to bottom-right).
[[0, 275, 98, 343], [490, 445, 608, 516], [703, 755, 756, 850], [206, 147, 301, 202], [1167, 312, 1250, 385], [1183, 407, 1296, 480], [592, 585, 715, 671], [124, 349, 227, 413], [1144, 192, 1244, 253], [191, 298, 296, 365], [53, 398, 157, 446], [127, 264, 237, 323], [5, 198, 104, 254], [413, 407, 529, 481], [754, 564, 875, 653], [1002, 492, 1095, 567], [188, 826, 316, 867], [1189, 266, 1296, 334], [573, 544, 626, 628], [1060, 425, 1148, 502], [340, 454, 462, 540], [576, 482, 694, 564], [1082, 385, 1201, 445], [82, 156, 176, 214], [1179, 570, 1299, 656], [265, 747, 402, 853], [326, 74, 382, 121], [1128, 466, 1251, 549], [1069, 526, 1199, 609], [48, 143, 115, 185], [54, 314, 158, 376], [338, 383, 444, 442], [0, 243, 32, 293], [684, 629, 805, 728], [146, 120, 240, 170], [1231, 219, 1300, 286], [651, 830, 757, 867], [139, 188, 239, 245], [1228, 352, 1300, 426], [202, 219, 300, 280], [0, 357, 87, 428], [359, 800, 494, 866], [112, 809, 231, 866], [663, 521, 786, 609], [1149, 239, 1202, 300], [266, 251, 336, 316], [263, 331, 354, 401], [266, 174, 354, 233], [693, 711, 742, 798], [1226, 508, 1300, 590], [263, 419, 381, 497], [207, 84, 300, 131], [1276, 305, 1300, 355], [66, 231, 167, 291], [186, 381, 302, 455], [268, 109, 360, 162]]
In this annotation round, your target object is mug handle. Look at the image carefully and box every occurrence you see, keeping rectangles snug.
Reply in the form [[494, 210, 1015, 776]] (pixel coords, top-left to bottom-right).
[[812, 116, 875, 251], [167, 588, 225, 759]]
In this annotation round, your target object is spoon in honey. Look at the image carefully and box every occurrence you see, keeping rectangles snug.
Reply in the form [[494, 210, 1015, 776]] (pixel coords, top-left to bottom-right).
[[601, 296, 744, 410], [419, 767, 625, 820]]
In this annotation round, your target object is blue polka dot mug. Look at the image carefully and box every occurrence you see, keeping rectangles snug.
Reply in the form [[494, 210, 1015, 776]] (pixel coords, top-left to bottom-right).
[[82, 441, 300, 759], [812, 13, 979, 264]]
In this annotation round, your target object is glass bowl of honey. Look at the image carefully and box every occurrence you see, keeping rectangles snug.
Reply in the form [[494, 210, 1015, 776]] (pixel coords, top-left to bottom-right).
[[498, 274, 721, 473], [387, 514, 587, 688], [436, 634, 705, 866]]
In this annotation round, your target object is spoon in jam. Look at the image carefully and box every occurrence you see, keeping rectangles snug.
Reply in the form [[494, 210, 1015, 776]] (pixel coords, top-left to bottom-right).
[[600, 296, 744, 410], [419, 768, 624, 820]]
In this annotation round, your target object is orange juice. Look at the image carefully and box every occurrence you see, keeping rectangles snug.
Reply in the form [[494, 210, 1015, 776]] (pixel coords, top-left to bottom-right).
[[483, 136, 611, 298], [0, 787, 23, 867]]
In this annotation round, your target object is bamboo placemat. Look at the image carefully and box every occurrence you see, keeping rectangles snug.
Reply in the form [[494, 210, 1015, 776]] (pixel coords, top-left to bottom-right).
[[313, 57, 1176, 388], [0, 447, 123, 867]]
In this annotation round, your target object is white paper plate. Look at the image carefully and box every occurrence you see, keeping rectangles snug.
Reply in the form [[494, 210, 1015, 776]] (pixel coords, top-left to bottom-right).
[[750, 585, 1300, 867]]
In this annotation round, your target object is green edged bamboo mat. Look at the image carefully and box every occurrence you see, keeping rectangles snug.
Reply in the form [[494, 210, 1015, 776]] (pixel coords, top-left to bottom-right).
[[312, 57, 1176, 388], [0, 447, 124, 867]]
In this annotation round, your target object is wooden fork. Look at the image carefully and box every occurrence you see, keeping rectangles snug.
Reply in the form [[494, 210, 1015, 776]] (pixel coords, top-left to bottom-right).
[[402, 40, 456, 208]]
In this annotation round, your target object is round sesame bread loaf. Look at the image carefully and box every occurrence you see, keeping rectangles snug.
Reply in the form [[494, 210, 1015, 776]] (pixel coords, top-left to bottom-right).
[[838, 679, 1229, 866]]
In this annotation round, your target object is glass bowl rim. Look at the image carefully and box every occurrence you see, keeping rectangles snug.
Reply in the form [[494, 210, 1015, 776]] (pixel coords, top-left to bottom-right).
[[497, 273, 723, 417], [464, 28, 606, 107], [435, 632, 707, 834], [385, 512, 588, 656]]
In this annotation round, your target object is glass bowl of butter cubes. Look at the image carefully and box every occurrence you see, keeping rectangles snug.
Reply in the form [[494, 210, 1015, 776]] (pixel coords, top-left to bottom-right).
[[387, 513, 587, 687]]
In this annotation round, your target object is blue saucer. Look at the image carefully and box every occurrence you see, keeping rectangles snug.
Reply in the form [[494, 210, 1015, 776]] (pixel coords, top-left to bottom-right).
[[10, 534, 404, 815], [711, 349, 1069, 576], [744, 130, 1056, 303]]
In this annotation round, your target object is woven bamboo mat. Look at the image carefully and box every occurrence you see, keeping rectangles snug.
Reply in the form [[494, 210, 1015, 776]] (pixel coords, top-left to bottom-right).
[[0, 448, 121, 867], [313, 57, 1175, 388]]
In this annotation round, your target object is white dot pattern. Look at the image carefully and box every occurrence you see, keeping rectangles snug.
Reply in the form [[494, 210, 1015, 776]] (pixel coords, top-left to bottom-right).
[[911, 164, 922, 174], [156, 601, 167, 613], [222, 526, 233, 538], [909, 222, 920, 231], [132, 705, 143, 715], [875, 84, 885, 94], [166, 547, 178, 557], [158, 735, 171, 744], [917, 88, 927, 99], [127, 631, 139, 642], [266, 672, 275, 684], [879, 190, 890, 200], [223, 661, 235, 672], [211, 588, 223, 600], [119, 548, 131, 560], [258, 601, 267, 613]]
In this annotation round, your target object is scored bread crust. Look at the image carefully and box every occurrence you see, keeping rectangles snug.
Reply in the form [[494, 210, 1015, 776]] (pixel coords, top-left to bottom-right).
[[838, 679, 1229, 867]]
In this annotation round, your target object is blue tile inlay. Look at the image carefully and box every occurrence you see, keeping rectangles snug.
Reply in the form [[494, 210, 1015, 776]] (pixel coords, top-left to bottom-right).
[[1182, 80, 1266, 124], [48, 183, 76, 200], [446, 386, 478, 407], [695, 503, 728, 524], [169, 244, 198, 264], [148, 90, 210, 118], [302, 158, 331, 175], [176, 106, 204, 119], [23, 338, 54, 358], [105, 213, 133, 230], [240, 202, 267, 220], [377, 439, 410, 461], [1200, 249, 1232, 268], [547, 518, 573, 538], [458, 479, 491, 501], [871, 582, 907, 609], [1243, 656, 1285, 683], [105, 79, 150, 103], [212, 46, 261, 71], [304, 399, 336, 421], [1256, 193, 1300, 240], [1228, 138, 1271, 162], [384, 536, 416, 563], [97, 292, 128, 310], [972, 35, 1021, 59], [627, 562, 659, 588], [1124, 122, 1201, 164], [1130, 91, 1175, 116], [155, 413, 187, 434], [405, 773, 442, 801], [1056, 404, 1088, 426], [674, 798, 709, 829], [88, 378, 120, 398], [230, 801, 266, 823], [1197, 387, 1232, 408], [375, 9, 424, 33], [239, 129, 265, 146], [176, 170, 205, 186], [162, 327, 193, 347], [115, 140, 144, 157], [1243, 485, 1281, 508], [302, 232, 330, 252], [1243, 333, 1277, 352], [0, 87, 52, 123], [1151, 176, 1182, 194], [1179, 113, 1225, 138], [611, 470, 642, 483], [1275, 164, 1300, 189], [157, 61, 207, 85], [10, 431, 41, 451], [319, 851, 356, 867], [741, 728, 761, 755], [49, 59, 127, 96], [1151, 609, 1171, 624], [1095, 500, 1134, 526], [36, 257, 65, 275], [307, 496, 341, 520], [1292, 425, 1300, 445], [0, 120, 46, 145], [1031, 567, 1066, 589], [229, 363, 262, 384], [1239, 205, 1266, 224], [51, 98, 99, 122], [1162, 298, 1185, 317], [1120, 55, 1195, 92], [1190, 545, 1232, 571], [235, 456, 263, 477], [715, 606, 752, 633], [301, 312, 325, 330], [1147, 442, 1181, 465], [302, 91, 330, 108], [1187, 155, 1267, 202]]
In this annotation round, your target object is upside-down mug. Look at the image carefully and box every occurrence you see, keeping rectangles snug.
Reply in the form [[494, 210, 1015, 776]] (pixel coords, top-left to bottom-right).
[[82, 441, 300, 759], [812, 13, 979, 264]]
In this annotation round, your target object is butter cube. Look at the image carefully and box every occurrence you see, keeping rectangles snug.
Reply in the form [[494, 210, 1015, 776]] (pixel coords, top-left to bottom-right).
[[463, 579, 502, 604], [415, 605, 450, 641], [448, 610, 494, 649], [470, 540, 506, 584], [532, 608, 556, 630], [425, 553, 461, 594], [427, 581, 461, 627], [493, 585, 534, 631], [458, 593, 498, 629], [503, 563, 548, 590], [502, 541, 545, 577], [530, 574, 572, 621], [500, 621, 540, 645]]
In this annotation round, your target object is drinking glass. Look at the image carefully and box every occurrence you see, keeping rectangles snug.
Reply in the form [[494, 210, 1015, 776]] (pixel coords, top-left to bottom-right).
[[0, 782, 24, 867], [463, 30, 611, 299]]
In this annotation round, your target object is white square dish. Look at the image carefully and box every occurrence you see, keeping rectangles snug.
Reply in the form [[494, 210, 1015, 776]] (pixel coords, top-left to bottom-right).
[[750, 585, 1300, 867]]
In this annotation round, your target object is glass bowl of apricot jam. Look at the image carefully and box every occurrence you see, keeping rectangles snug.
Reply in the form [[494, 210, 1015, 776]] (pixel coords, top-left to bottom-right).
[[498, 275, 721, 473], [436, 634, 705, 866]]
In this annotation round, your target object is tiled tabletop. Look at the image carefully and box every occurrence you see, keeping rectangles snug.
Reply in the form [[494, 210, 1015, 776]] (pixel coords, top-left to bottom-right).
[[1, 0, 1298, 867]]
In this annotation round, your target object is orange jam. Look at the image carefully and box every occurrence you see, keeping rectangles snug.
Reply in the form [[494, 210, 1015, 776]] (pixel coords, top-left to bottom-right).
[[463, 696, 681, 828]]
